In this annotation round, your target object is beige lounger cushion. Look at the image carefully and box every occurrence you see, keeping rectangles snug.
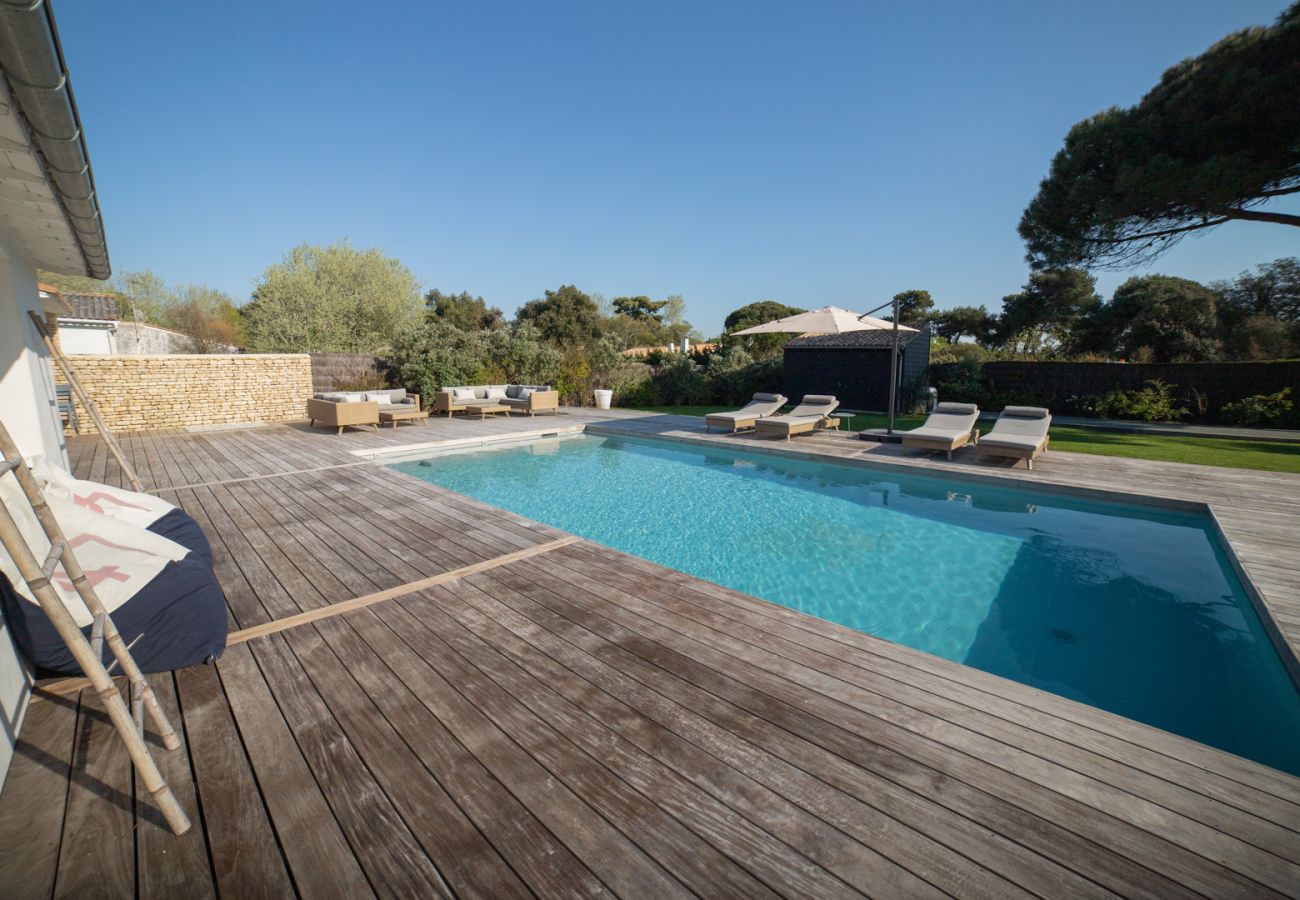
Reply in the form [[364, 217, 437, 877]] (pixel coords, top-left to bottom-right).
[[706, 393, 788, 427], [708, 412, 760, 425], [980, 408, 1051, 452], [754, 415, 821, 432], [901, 402, 981, 450]]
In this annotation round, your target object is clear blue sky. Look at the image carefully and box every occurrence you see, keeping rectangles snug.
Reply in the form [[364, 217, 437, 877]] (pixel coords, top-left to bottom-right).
[[58, 0, 1298, 336]]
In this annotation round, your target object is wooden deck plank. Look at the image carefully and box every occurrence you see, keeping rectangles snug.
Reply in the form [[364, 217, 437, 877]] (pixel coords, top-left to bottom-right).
[[134, 673, 217, 900], [52, 691, 135, 900], [171, 662, 296, 899], [0, 689, 76, 900]]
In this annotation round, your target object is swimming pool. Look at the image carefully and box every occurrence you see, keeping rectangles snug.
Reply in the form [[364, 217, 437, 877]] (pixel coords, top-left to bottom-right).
[[392, 434, 1300, 774]]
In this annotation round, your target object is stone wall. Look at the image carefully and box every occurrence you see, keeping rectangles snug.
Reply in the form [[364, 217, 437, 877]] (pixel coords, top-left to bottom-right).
[[60, 354, 312, 432]]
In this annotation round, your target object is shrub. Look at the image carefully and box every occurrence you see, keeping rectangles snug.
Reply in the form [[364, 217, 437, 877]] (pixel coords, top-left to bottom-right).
[[1080, 379, 1189, 422], [1219, 388, 1295, 427], [928, 341, 987, 366], [651, 354, 712, 405], [333, 370, 390, 392], [389, 320, 561, 400], [934, 357, 989, 407]]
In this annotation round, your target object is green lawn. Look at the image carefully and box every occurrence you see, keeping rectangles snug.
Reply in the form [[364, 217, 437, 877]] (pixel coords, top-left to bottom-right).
[[628, 406, 1300, 474]]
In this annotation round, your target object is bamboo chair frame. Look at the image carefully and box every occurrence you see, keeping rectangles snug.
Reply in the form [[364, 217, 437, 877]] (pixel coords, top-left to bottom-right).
[[0, 420, 190, 835]]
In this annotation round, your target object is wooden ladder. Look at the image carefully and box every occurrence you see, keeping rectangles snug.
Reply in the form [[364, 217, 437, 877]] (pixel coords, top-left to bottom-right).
[[0, 420, 190, 835], [27, 310, 143, 492]]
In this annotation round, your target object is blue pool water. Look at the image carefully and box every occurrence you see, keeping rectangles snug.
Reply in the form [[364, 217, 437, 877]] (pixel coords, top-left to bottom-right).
[[392, 434, 1300, 773]]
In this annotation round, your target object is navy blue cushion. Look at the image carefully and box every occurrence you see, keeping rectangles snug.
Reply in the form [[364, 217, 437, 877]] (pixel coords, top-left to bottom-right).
[[0, 508, 228, 677], [147, 508, 213, 567]]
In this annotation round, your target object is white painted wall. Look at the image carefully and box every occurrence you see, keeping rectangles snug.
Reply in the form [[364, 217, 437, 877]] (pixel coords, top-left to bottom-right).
[[0, 222, 61, 787], [57, 321, 115, 355]]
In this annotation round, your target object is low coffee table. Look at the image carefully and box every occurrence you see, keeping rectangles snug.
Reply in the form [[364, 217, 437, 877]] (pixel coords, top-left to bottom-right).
[[379, 407, 430, 428], [467, 403, 511, 420]]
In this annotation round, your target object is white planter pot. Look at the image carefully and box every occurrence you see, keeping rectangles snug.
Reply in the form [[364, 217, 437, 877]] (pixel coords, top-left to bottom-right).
[[593, 389, 612, 410]]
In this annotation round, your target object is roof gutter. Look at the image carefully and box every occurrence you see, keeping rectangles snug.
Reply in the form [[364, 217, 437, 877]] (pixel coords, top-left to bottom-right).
[[0, 0, 108, 278]]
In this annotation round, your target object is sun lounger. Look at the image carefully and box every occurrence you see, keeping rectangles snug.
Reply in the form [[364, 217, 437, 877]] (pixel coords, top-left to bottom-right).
[[978, 406, 1052, 469], [705, 393, 788, 433], [900, 402, 981, 459], [754, 395, 839, 441]]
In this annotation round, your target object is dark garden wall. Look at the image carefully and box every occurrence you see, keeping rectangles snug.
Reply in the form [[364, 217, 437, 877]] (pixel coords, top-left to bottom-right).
[[308, 352, 392, 392], [785, 342, 930, 411], [930, 360, 1300, 418]]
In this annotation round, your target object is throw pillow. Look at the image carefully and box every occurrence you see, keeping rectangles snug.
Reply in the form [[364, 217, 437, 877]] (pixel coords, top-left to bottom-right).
[[486, 387, 507, 400], [452, 388, 476, 402]]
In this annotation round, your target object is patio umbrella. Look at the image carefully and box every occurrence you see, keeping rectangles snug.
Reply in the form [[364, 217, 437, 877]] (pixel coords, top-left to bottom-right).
[[730, 305, 909, 337], [731, 304, 918, 434]]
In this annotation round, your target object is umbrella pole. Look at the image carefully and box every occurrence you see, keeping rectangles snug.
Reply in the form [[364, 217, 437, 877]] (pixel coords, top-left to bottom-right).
[[887, 295, 900, 434]]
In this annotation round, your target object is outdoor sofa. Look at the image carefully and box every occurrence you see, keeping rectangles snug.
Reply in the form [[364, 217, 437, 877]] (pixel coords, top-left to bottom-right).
[[307, 389, 420, 434], [435, 384, 559, 417], [705, 392, 787, 433], [900, 402, 981, 459], [977, 406, 1052, 469], [754, 395, 840, 441]]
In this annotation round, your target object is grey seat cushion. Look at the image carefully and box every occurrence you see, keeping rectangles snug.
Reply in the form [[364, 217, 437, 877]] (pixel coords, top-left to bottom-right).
[[1001, 405, 1049, 419], [980, 433, 1046, 451]]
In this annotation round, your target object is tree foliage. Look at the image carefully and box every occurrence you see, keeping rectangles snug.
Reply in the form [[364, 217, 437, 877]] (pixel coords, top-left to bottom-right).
[[1212, 257, 1300, 359], [890, 289, 935, 327], [995, 268, 1101, 354], [426, 289, 504, 331], [40, 267, 245, 352], [612, 295, 668, 321], [1213, 257, 1300, 324], [1080, 275, 1221, 362], [931, 305, 996, 344], [515, 284, 603, 347], [389, 320, 561, 399], [245, 241, 422, 352], [721, 300, 806, 357], [165, 285, 246, 351], [1020, 3, 1300, 269]]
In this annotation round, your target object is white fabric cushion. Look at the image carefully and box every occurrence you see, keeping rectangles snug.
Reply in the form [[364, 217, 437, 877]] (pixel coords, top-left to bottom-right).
[[342, 392, 366, 403], [452, 388, 477, 402], [486, 387, 507, 400]]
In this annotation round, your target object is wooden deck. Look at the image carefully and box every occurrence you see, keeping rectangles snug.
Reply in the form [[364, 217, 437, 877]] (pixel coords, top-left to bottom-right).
[[2, 411, 1299, 898]]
